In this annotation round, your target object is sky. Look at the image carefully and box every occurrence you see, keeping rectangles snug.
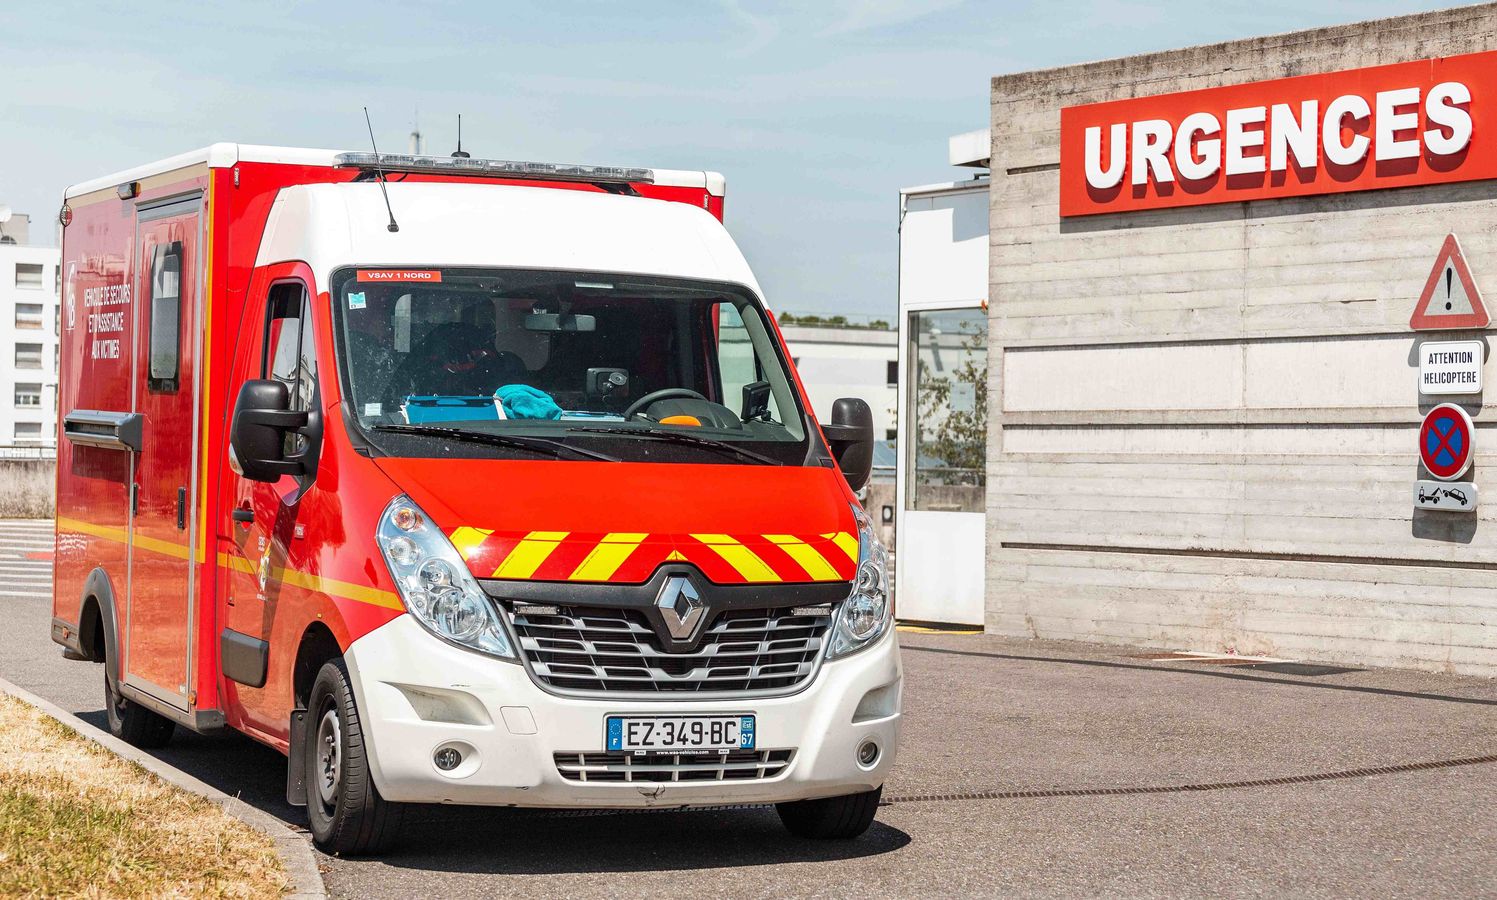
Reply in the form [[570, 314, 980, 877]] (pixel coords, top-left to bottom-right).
[[0, 0, 1452, 319]]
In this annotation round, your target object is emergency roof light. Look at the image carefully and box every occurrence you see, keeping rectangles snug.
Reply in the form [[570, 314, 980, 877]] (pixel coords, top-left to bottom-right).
[[334, 152, 655, 185]]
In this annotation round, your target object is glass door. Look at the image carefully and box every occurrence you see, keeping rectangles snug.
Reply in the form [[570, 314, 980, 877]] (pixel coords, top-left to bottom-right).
[[895, 308, 987, 624]]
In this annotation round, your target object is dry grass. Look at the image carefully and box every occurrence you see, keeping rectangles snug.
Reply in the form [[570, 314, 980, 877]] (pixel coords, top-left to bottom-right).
[[0, 694, 288, 899]]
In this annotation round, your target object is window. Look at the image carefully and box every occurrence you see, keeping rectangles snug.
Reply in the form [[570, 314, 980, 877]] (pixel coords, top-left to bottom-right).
[[886, 359, 898, 386], [14, 263, 42, 290], [13, 422, 41, 443], [264, 283, 317, 457], [333, 268, 808, 465], [14, 344, 42, 369], [14, 384, 41, 407], [148, 241, 182, 390], [905, 309, 987, 512], [14, 303, 42, 330]]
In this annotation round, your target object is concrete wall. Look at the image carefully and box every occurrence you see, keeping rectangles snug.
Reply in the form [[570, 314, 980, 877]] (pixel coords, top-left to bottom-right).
[[987, 4, 1497, 676], [0, 459, 55, 518]]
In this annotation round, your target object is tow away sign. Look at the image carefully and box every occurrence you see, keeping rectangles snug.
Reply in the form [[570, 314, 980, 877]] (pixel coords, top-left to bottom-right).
[[1419, 340, 1483, 395], [1414, 480, 1478, 512]]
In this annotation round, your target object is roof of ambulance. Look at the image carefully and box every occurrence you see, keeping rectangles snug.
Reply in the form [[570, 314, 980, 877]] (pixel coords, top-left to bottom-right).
[[257, 181, 762, 295], [63, 143, 724, 198]]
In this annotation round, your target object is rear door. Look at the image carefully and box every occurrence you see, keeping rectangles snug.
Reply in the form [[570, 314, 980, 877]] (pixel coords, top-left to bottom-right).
[[124, 197, 203, 706]]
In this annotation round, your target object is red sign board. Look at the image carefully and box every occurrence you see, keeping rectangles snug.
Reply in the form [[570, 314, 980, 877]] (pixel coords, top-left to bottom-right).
[[357, 270, 442, 282], [1419, 402, 1475, 481], [1060, 51, 1496, 217], [1410, 234, 1488, 331]]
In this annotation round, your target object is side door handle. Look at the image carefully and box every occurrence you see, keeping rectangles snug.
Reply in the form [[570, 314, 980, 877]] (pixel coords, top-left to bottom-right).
[[176, 487, 187, 530]]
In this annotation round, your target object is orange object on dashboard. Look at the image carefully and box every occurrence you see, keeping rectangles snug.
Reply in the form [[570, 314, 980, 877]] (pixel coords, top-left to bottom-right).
[[659, 415, 702, 427]]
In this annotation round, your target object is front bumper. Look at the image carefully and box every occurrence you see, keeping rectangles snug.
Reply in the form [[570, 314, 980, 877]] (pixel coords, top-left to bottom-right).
[[344, 614, 902, 807]]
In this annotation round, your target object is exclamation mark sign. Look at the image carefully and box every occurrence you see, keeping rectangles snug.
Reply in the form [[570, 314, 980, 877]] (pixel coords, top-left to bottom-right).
[[1446, 267, 1454, 311]]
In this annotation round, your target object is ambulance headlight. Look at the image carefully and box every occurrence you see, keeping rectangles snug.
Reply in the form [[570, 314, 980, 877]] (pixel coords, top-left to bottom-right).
[[827, 505, 891, 659], [377, 495, 516, 660]]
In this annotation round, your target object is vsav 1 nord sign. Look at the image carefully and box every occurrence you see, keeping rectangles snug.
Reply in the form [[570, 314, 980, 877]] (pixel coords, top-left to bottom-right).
[[1059, 50, 1494, 217]]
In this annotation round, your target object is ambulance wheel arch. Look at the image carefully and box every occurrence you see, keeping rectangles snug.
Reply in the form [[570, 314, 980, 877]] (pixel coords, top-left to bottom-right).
[[292, 620, 345, 710], [75, 567, 119, 664], [80, 566, 178, 748]]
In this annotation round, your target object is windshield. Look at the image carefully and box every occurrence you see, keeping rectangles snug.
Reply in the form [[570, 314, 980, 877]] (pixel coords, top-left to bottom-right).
[[331, 267, 808, 465]]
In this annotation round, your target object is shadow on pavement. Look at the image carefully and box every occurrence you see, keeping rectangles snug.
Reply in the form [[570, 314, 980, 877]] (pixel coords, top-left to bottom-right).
[[74, 705, 909, 874], [378, 805, 911, 875]]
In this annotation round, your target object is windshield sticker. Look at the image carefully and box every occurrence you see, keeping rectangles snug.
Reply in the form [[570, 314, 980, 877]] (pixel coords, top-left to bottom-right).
[[363, 402, 382, 417], [356, 270, 442, 283], [347, 291, 367, 310]]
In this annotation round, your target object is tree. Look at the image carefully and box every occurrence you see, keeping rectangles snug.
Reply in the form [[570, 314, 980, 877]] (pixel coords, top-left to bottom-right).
[[912, 322, 987, 491]]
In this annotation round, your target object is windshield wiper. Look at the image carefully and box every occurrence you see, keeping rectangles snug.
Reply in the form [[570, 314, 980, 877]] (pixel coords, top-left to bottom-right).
[[566, 426, 781, 466], [371, 424, 620, 463]]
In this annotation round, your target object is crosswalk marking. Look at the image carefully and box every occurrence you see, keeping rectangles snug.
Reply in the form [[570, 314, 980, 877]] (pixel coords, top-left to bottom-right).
[[0, 520, 54, 602]]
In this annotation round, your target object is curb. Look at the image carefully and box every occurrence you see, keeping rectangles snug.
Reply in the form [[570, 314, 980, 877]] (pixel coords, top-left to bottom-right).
[[0, 677, 327, 899]]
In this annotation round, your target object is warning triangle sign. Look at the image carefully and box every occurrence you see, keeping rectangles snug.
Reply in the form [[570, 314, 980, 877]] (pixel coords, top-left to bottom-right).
[[1410, 233, 1488, 331]]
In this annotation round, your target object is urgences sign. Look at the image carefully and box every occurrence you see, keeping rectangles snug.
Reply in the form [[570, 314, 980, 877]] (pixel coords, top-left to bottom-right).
[[1059, 50, 1493, 217]]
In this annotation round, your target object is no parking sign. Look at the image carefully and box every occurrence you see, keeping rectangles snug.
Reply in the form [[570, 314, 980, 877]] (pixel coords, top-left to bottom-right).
[[1418, 403, 1475, 481]]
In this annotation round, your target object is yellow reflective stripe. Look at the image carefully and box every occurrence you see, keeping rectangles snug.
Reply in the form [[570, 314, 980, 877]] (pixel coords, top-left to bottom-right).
[[62, 516, 404, 612], [57, 516, 189, 560], [764, 534, 840, 581], [448, 526, 493, 561], [823, 531, 859, 563], [493, 531, 568, 579], [568, 533, 647, 581], [214, 551, 403, 611], [57, 516, 126, 543], [691, 533, 781, 583], [135, 534, 191, 561], [280, 569, 404, 611], [216, 552, 255, 575]]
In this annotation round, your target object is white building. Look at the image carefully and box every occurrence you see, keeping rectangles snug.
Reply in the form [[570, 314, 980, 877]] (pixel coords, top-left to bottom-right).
[[893, 130, 990, 625], [779, 323, 897, 443], [0, 212, 60, 448]]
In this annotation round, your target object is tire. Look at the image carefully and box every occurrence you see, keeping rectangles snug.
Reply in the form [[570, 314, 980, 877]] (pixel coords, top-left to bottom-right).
[[776, 786, 882, 839], [103, 658, 174, 749], [304, 659, 403, 855]]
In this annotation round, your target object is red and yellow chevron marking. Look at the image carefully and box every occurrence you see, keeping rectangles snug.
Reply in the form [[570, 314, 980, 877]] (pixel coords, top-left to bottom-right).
[[449, 528, 858, 585]]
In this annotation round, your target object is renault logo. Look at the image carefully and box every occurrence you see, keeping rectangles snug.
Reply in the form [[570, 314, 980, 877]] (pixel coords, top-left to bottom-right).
[[655, 575, 706, 640]]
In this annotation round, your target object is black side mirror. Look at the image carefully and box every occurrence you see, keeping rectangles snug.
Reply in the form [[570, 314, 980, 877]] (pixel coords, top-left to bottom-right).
[[822, 397, 874, 493], [230, 380, 309, 483]]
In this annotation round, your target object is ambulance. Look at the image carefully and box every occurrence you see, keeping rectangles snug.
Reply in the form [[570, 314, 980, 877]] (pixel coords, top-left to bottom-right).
[[49, 144, 899, 854]]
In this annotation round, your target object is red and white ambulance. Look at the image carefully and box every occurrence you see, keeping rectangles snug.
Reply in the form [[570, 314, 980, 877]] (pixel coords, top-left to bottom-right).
[[50, 144, 899, 853]]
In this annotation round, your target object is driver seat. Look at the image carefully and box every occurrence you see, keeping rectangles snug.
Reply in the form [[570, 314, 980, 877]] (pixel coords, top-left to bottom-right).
[[414, 323, 527, 396]]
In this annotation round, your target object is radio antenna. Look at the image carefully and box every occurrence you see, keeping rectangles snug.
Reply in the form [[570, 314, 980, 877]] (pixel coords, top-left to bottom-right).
[[363, 106, 400, 233], [452, 113, 470, 158]]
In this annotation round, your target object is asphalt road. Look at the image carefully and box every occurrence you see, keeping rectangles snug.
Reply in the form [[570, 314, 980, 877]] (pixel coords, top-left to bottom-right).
[[5, 518, 1497, 898]]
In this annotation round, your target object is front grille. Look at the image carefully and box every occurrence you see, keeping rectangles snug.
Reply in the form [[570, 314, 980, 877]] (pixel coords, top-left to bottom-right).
[[507, 604, 833, 695], [555, 749, 795, 783]]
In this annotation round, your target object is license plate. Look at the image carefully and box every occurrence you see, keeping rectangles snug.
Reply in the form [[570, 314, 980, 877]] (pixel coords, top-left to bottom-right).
[[606, 715, 755, 753]]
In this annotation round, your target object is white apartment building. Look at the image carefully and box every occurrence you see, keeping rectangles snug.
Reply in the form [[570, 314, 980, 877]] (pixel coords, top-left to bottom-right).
[[0, 213, 60, 448]]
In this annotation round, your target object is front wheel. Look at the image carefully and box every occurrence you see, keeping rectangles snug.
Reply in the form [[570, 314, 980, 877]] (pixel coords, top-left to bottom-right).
[[103, 660, 174, 749], [776, 786, 882, 839], [304, 659, 403, 855]]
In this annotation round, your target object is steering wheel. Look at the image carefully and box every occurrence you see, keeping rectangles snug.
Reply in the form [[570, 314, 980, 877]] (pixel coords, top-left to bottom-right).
[[624, 388, 707, 420]]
